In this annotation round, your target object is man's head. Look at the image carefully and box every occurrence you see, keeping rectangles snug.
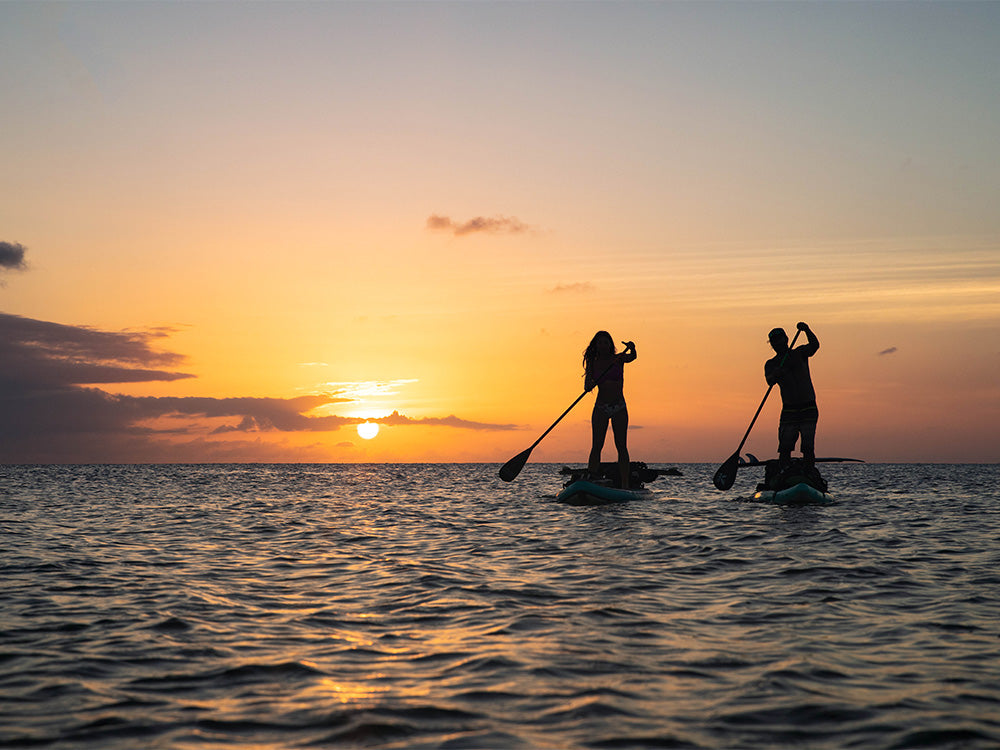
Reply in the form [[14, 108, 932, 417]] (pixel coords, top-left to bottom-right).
[[768, 327, 788, 353]]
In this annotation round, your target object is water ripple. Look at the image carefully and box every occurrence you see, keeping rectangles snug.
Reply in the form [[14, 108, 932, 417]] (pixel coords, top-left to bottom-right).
[[1, 463, 999, 748]]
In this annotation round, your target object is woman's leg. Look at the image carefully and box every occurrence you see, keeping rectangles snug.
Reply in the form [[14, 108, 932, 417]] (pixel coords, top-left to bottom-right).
[[611, 407, 630, 488], [589, 407, 609, 475]]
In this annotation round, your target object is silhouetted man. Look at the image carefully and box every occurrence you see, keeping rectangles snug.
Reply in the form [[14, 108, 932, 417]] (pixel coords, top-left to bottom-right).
[[765, 322, 819, 470]]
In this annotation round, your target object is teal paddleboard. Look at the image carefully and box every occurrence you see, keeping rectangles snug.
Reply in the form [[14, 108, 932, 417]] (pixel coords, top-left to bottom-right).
[[751, 482, 834, 505], [556, 480, 653, 506]]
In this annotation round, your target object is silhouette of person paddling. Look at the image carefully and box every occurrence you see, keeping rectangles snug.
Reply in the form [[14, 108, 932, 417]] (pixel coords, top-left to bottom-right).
[[583, 332, 637, 488], [765, 322, 819, 472]]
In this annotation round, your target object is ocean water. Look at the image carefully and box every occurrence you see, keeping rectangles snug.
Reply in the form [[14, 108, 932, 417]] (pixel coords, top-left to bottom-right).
[[2, 462, 999, 750]]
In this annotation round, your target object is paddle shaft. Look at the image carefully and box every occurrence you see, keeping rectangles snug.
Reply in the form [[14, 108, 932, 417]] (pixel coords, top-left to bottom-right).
[[526, 391, 586, 453], [731, 327, 802, 459], [527, 351, 628, 451], [498, 347, 631, 481]]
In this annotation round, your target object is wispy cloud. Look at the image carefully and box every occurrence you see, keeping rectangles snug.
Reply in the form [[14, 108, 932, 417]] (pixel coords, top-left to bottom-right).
[[427, 214, 531, 237], [565, 239, 1000, 324], [321, 380, 419, 400], [549, 282, 595, 294], [378, 410, 517, 431], [879, 347, 898, 356]]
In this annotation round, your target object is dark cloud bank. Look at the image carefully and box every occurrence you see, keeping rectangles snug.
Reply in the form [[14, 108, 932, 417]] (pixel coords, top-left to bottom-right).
[[0, 312, 515, 463]]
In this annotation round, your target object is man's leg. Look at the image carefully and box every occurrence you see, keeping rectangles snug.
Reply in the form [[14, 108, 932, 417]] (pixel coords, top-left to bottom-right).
[[777, 421, 797, 470], [800, 418, 817, 471]]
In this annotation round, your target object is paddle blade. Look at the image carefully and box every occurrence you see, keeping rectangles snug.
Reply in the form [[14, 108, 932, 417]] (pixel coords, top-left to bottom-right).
[[712, 453, 740, 491], [498, 448, 532, 482]]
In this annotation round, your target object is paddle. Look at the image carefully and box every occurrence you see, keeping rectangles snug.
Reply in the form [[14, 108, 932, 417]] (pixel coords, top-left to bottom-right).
[[498, 347, 630, 482], [712, 328, 802, 491]]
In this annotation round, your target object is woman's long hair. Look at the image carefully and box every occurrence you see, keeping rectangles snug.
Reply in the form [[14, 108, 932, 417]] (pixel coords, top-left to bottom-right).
[[583, 331, 616, 374]]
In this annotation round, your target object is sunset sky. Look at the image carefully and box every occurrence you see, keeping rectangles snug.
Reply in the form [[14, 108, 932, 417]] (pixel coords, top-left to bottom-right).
[[3, 1, 999, 464]]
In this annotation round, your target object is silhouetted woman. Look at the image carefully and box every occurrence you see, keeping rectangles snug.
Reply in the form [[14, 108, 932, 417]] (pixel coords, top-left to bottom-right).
[[583, 331, 637, 488]]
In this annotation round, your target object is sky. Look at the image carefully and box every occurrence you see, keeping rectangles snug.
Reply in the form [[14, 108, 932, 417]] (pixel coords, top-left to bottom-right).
[[2, 1, 999, 464]]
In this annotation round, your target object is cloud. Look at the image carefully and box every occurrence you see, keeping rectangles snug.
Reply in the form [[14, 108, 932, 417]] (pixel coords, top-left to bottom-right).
[[549, 282, 595, 294], [427, 214, 531, 237], [145, 395, 353, 433], [321, 379, 419, 400], [378, 410, 517, 431], [0, 313, 192, 389], [0, 313, 517, 462], [0, 241, 27, 276], [879, 347, 898, 356]]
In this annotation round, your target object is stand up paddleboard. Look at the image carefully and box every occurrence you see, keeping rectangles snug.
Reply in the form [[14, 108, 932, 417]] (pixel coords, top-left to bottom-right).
[[751, 482, 834, 505], [555, 462, 681, 506], [557, 480, 654, 506], [739, 455, 861, 505]]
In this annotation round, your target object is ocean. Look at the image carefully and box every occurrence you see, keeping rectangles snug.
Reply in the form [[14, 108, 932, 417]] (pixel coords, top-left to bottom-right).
[[2, 463, 998, 749]]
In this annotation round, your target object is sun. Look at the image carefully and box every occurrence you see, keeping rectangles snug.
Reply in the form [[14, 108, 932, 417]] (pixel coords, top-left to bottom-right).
[[356, 421, 380, 440]]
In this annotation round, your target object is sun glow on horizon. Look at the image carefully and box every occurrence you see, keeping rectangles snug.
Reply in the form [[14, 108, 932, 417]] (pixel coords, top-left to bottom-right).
[[357, 422, 380, 440]]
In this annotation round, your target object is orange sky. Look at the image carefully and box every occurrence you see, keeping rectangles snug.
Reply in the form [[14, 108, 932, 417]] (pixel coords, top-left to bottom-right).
[[2, 2, 999, 463]]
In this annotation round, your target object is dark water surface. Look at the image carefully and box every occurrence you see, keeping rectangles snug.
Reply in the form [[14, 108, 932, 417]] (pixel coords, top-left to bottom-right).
[[2, 463, 999, 749]]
